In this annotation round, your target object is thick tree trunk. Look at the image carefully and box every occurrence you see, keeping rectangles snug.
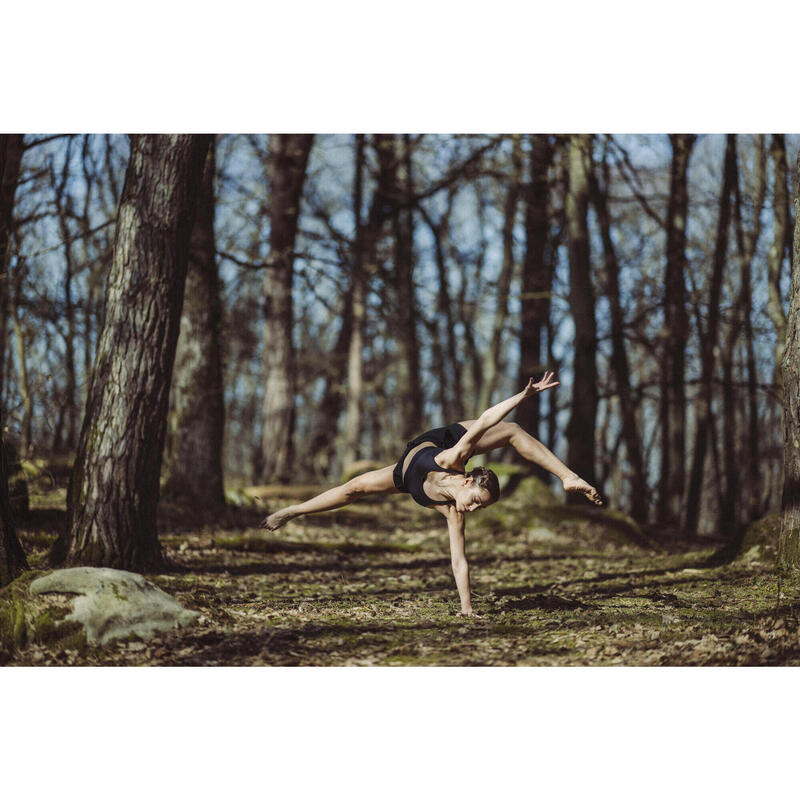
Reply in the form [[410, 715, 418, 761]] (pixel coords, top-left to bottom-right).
[[163, 139, 226, 509], [478, 135, 523, 412], [565, 134, 598, 493], [657, 134, 695, 528], [768, 134, 790, 395], [51, 134, 211, 570], [590, 151, 648, 523], [684, 134, 735, 537], [0, 135, 24, 407], [779, 148, 800, 569], [516, 135, 553, 450], [259, 134, 313, 483], [0, 133, 28, 585]]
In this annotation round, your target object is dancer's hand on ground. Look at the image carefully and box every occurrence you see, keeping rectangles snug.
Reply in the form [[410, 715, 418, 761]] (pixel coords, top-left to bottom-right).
[[523, 371, 560, 398]]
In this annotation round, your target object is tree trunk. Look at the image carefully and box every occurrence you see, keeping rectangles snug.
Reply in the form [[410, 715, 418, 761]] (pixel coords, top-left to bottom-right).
[[768, 134, 790, 395], [10, 286, 32, 454], [590, 148, 648, 523], [478, 135, 523, 412], [51, 134, 211, 570], [516, 135, 554, 463], [719, 136, 765, 540], [258, 134, 313, 483], [565, 134, 598, 493], [163, 138, 226, 509], [418, 192, 463, 421], [0, 133, 28, 585], [684, 134, 735, 537], [743, 142, 766, 523], [343, 133, 367, 467], [390, 134, 423, 439], [0, 135, 24, 410], [53, 137, 79, 452], [779, 147, 800, 568], [657, 133, 695, 528]]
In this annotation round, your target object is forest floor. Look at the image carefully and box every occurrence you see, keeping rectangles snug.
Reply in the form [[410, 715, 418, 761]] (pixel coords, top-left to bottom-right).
[[4, 473, 800, 666]]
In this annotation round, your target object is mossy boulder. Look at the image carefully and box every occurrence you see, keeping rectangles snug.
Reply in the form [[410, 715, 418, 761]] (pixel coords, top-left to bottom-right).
[[737, 514, 781, 564], [29, 567, 201, 646]]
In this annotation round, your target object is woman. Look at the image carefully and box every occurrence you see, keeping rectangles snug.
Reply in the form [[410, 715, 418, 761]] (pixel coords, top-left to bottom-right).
[[261, 372, 602, 615]]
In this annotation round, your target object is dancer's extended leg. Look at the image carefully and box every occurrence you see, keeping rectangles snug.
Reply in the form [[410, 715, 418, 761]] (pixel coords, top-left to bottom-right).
[[458, 420, 603, 505], [260, 465, 398, 530]]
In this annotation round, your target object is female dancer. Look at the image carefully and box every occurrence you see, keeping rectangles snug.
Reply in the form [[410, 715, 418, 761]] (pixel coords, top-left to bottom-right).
[[261, 372, 602, 615]]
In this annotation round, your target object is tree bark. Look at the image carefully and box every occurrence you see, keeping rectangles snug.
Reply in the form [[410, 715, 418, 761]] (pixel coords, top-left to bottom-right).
[[589, 148, 648, 523], [565, 134, 598, 493], [767, 134, 790, 395], [0, 135, 24, 411], [258, 134, 313, 483], [0, 133, 28, 585], [657, 134, 695, 528], [163, 138, 226, 509], [779, 148, 800, 568], [684, 134, 735, 537], [516, 135, 554, 460], [51, 134, 211, 570]]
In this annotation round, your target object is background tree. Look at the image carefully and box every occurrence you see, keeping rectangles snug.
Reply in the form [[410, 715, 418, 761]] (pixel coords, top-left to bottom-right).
[[684, 135, 735, 537], [657, 134, 695, 528], [516, 135, 554, 477], [163, 138, 225, 509], [51, 134, 211, 570], [565, 134, 598, 498], [258, 134, 314, 483]]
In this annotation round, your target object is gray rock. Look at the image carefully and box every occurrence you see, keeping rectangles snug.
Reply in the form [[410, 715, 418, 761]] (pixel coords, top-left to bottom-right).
[[30, 567, 200, 645]]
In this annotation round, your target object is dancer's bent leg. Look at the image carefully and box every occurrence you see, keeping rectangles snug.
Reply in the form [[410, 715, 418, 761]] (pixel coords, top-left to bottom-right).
[[260, 465, 399, 530], [458, 420, 603, 505]]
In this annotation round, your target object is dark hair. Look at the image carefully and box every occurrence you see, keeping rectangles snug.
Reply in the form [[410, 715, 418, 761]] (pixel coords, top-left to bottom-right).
[[467, 466, 500, 505]]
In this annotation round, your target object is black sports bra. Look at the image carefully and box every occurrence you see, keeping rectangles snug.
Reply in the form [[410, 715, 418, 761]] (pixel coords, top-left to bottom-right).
[[402, 445, 465, 507]]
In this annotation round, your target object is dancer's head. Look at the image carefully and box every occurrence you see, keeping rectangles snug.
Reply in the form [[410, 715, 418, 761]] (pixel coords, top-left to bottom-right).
[[454, 466, 500, 513]]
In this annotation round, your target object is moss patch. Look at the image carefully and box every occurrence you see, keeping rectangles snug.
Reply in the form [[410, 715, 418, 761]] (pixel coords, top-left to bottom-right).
[[0, 571, 87, 663]]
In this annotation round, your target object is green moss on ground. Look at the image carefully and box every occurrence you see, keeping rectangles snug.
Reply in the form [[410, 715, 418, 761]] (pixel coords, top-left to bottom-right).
[[0, 571, 87, 663]]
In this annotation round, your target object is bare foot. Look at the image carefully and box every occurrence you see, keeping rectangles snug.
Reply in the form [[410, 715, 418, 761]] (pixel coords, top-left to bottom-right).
[[260, 509, 294, 530], [562, 474, 604, 506]]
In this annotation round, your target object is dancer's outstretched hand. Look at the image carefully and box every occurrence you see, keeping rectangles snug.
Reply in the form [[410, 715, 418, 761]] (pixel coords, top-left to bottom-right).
[[523, 371, 559, 397]]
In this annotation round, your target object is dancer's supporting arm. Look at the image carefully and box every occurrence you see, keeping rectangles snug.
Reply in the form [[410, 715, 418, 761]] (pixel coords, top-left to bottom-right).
[[438, 504, 473, 615], [438, 372, 559, 469]]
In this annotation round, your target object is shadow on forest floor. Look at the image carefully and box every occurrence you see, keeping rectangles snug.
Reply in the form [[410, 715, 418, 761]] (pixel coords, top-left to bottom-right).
[[5, 490, 800, 666]]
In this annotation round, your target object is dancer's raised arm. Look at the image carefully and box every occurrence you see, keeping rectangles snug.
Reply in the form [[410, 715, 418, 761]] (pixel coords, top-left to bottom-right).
[[438, 372, 559, 468]]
